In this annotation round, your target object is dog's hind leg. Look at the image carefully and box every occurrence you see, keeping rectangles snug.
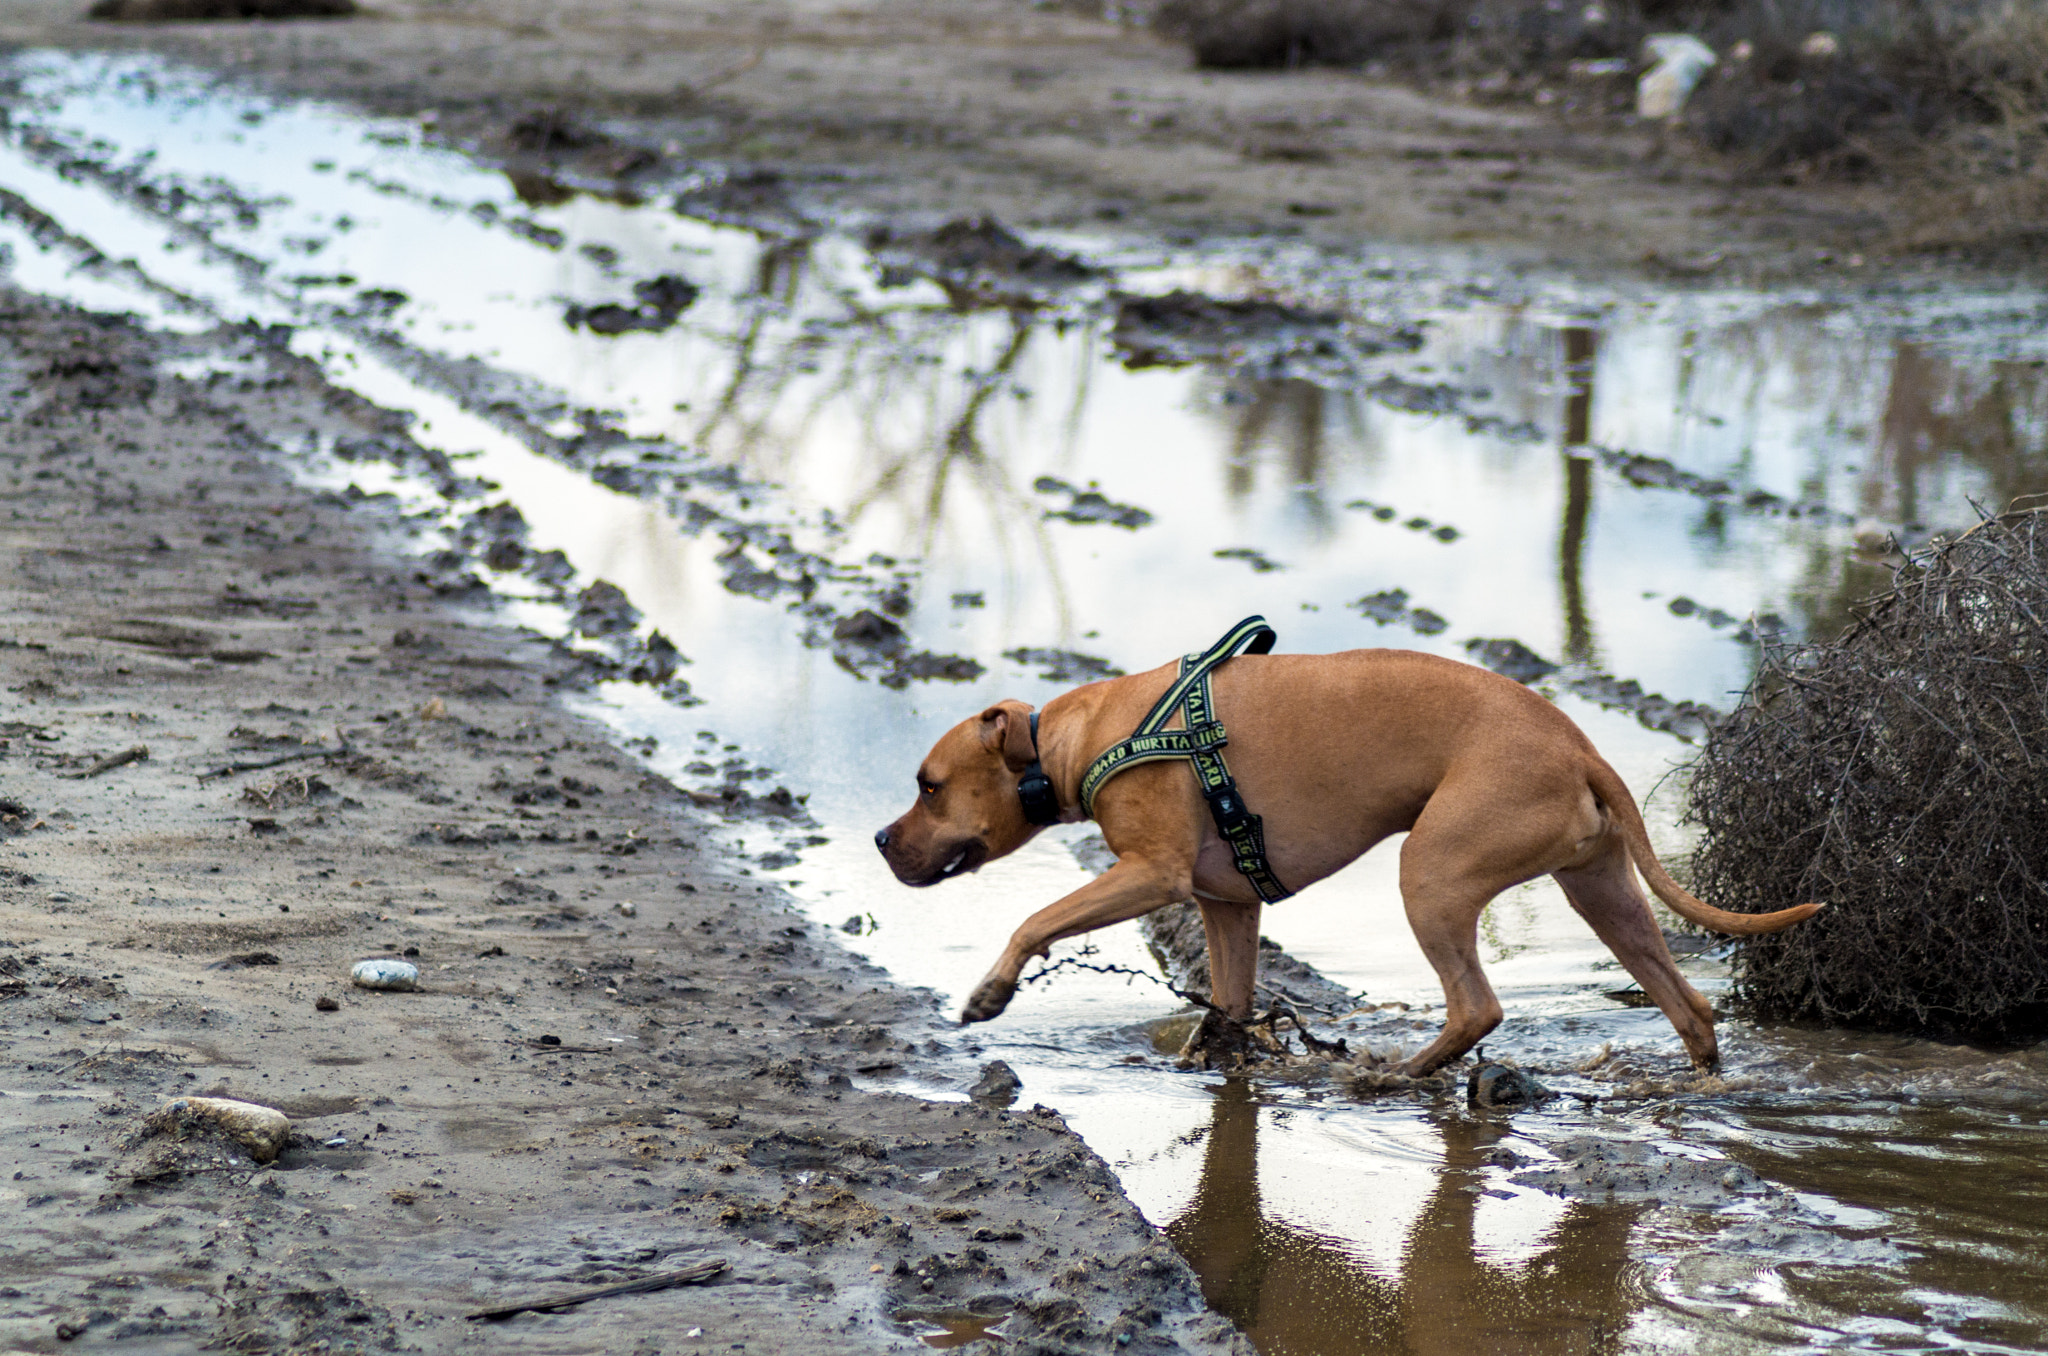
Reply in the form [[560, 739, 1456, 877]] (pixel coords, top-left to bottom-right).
[[1391, 877, 1504, 1077], [1394, 783, 1600, 1076], [1552, 845, 1719, 1069]]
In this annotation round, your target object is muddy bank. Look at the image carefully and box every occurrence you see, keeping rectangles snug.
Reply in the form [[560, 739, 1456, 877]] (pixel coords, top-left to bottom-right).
[[0, 0, 1915, 281], [0, 290, 1247, 1354]]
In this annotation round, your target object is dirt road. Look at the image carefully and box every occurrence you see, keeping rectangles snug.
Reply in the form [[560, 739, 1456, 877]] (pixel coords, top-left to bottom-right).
[[0, 0, 1888, 276], [0, 293, 1247, 1352]]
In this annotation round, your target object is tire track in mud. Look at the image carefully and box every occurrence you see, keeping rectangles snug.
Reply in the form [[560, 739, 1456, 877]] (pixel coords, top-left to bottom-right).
[[1, 103, 1758, 759], [0, 105, 988, 714], [0, 274, 1251, 1356]]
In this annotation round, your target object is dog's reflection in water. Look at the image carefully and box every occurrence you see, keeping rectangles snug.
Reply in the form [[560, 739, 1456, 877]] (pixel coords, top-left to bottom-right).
[[1166, 1082, 1640, 1356]]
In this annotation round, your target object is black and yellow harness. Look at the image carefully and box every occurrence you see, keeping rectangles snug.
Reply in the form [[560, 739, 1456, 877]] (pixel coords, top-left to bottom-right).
[[1072, 616, 1293, 904]]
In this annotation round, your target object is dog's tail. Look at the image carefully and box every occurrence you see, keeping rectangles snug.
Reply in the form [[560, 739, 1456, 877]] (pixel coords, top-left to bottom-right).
[[1588, 762, 1823, 936]]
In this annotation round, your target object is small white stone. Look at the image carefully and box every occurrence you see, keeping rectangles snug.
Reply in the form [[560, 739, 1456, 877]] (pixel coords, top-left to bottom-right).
[[351, 959, 419, 991], [615, 901, 638, 917]]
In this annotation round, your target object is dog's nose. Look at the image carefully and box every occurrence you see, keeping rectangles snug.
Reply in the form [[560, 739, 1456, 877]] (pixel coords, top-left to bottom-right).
[[873, 828, 891, 853]]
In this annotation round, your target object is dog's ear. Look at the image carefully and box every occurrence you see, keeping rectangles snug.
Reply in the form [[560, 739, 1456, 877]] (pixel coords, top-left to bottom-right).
[[978, 699, 1038, 774]]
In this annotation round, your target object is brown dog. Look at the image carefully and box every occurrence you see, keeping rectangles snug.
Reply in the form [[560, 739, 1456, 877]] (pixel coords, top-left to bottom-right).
[[875, 645, 1820, 1074]]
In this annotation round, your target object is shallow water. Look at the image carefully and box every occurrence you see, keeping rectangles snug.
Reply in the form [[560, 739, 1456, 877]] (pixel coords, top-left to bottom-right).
[[5, 49, 2048, 1353]]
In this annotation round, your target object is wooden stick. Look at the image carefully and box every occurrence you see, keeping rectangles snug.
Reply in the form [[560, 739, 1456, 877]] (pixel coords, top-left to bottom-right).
[[60, 745, 149, 779], [196, 743, 347, 783], [465, 1259, 728, 1321]]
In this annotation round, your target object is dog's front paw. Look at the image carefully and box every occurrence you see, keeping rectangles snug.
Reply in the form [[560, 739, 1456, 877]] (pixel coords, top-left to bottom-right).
[[960, 976, 1017, 1024]]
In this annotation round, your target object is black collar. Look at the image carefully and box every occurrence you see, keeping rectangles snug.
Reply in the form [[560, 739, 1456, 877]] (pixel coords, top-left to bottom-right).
[[1015, 711, 1060, 826]]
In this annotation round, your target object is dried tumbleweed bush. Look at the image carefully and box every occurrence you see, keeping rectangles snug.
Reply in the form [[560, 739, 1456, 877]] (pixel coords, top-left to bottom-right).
[[1691, 509, 2048, 1039]]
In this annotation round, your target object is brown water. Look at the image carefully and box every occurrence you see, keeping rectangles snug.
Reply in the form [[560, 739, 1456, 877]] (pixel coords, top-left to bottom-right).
[[1157, 1073, 2048, 1354], [5, 48, 2048, 1353]]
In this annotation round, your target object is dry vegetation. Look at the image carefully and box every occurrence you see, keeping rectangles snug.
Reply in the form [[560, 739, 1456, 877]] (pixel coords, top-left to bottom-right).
[[1152, 0, 2048, 245], [1689, 509, 2048, 1040]]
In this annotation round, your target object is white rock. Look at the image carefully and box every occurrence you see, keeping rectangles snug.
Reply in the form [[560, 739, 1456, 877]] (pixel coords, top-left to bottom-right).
[[351, 958, 419, 991], [1801, 31, 1840, 58], [615, 901, 638, 917], [151, 1096, 292, 1163], [1638, 34, 1718, 120]]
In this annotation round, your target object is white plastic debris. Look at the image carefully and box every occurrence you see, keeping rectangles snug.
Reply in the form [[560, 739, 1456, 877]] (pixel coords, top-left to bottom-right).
[[351, 958, 419, 991], [150, 1096, 292, 1163], [1638, 34, 1718, 120]]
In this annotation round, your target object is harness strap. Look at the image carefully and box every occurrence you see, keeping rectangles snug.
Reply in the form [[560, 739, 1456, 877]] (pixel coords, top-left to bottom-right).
[[1078, 616, 1291, 903]]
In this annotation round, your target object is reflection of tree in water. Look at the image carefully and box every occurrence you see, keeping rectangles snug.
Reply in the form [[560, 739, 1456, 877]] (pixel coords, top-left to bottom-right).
[[844, 319, 1037, 558], [1167, 1080, 1639, 1356], [1793, 344, 2048, 645], [1559, 327, 1599, 668], [679, 240, 1073, 627], [668, 243, 2048, 665], [1869, 343, 2048, 528], [1209, 377, 1367, 543], [1220, 380, 1327, 497]]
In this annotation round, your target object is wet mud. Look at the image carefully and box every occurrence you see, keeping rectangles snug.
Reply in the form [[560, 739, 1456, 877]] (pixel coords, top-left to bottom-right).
[[2, 38, 2047, 1356], [0, 293, 1243, 1353]]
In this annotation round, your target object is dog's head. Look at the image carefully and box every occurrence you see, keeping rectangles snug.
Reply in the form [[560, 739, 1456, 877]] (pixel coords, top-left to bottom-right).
[[875, 698, 1043, 886]]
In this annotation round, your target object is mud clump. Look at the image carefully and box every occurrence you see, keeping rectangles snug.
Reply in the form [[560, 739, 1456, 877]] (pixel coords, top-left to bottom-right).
[[1464, 637, 1556, 683], [1467, 1061, 1552, 1110], [825, 609, 985, 689], [969, 1060, 1023, 1107], [214, 1282, 402, 1354], [1002, 647, 1124, 684], [672, 169, 800, 231], [565, 274, 700, 336], [1350, 588, 1448, 635], [1110, 290, 1419, 377], [1033, 475, 1153, 530], [572, 578, 641, 636], [1692, 509, 2048, 1041], [119, 1096, 292, 1180], [868, 216, 1099, 302], [1465, 636, 1721, 742], [1512, 1137, 1765, 1205], [89, 0, 353, 18]]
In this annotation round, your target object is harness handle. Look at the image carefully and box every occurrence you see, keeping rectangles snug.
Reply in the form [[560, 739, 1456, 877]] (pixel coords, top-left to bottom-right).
[[1122, 616, 1276, 746], [1075, 616, 1292, 903]]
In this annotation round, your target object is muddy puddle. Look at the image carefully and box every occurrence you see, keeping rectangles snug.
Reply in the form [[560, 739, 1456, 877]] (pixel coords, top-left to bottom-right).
[[6, 48, 2048, 1353]]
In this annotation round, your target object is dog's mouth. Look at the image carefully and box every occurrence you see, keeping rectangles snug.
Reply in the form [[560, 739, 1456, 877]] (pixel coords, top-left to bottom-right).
[[913, 840, 987, 887]]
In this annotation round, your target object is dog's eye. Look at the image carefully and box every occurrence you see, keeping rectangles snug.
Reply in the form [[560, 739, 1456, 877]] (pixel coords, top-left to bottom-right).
[[919, 782, 939, 797]]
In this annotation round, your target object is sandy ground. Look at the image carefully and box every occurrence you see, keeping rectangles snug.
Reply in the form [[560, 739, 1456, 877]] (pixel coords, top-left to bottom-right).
[[0, 293, 1249, 1354], [0, 0, 1896, 278]]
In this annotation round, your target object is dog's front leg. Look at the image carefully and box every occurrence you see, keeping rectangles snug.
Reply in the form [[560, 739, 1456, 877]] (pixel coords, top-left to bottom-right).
[[961, 855, 1193, 1024], [1196, 899, 1261, 1021]]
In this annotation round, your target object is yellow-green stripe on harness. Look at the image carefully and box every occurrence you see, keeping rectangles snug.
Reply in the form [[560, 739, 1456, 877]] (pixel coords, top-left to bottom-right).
[[1077, 616, 1292, 903]]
